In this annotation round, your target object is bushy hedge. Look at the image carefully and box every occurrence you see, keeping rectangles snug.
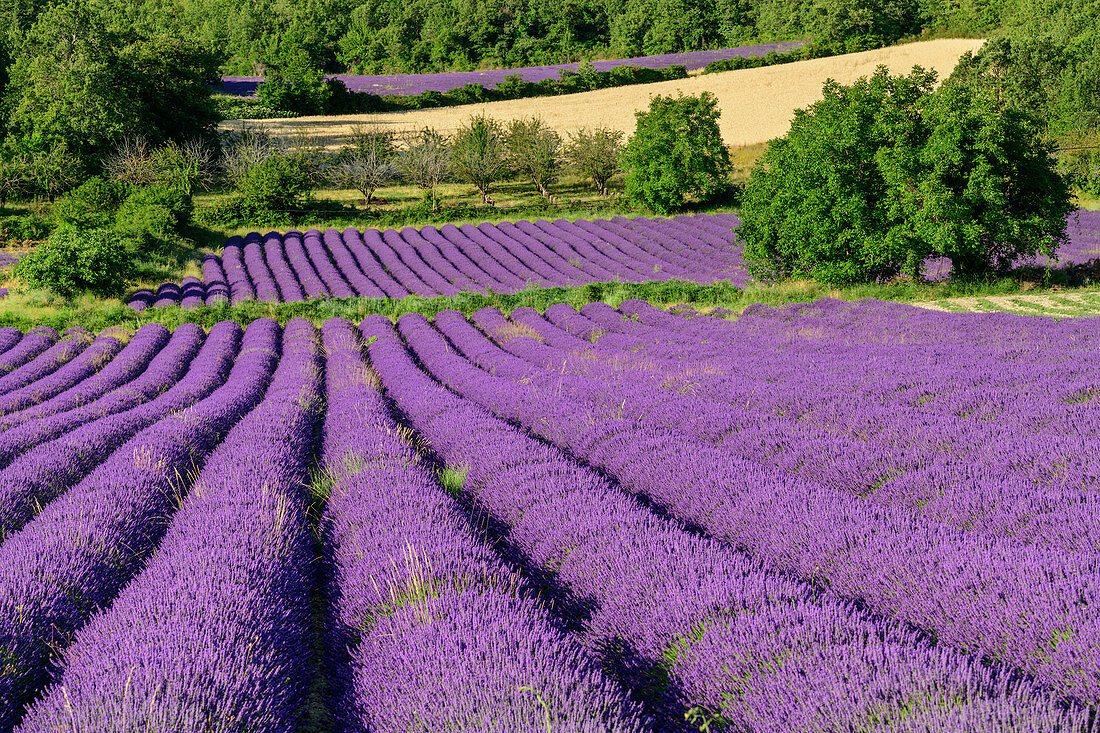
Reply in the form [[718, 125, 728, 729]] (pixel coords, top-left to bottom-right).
[[13, 226, 133, 297]]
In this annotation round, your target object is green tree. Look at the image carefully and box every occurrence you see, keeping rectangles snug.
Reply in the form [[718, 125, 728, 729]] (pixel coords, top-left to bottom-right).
[[566, 127, 624, 196], [13, 225, 133, 297], [738, 66, 1072, 284], [450, 115, 509, 205], [258, 42, 332, 114], [620, 91, 732, 214], [506, 117, 561, 198]]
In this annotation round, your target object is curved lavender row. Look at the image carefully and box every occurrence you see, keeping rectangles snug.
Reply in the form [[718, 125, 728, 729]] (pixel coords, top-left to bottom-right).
[[244, 231, 281, 301], [0, 320, 281, 730], [534, 219, 640, 281], [284, 230, 331, 298], [419, 225, 509, 292], [17, 320, 322, 732], [424, 224, 519, 290], [362, 227, 437, 296], [222, 236, 256, 303], [0, 328, 22, 357], [480, 221, 581, 285], [457, 223, 541, 287], [570, 219, 698, 282], [304, 229, 356, 298], [319, 319, 647, 732], [263, 231, 307, 302], [323, 228, 379, 297], [461, 304, 1100, 704], [400, 226, 485, 293], [497, 220, 593, 283], [373, 313, 1086, 731], [0, 325, 201, 464], [0, 330, 126, 416], [515, 219, 615, 282], [0, 322, 243, 538], [179, 276, 206, 309], [383, 228, 460, 296], [201, 253, 230, 306], [152, 281, 181, 307], [342, 228, 409, 298], [0, 329, 91, 398], [552, 219, 668, 282], [127, 288, 154, 311], [0, 329, 58, 380]]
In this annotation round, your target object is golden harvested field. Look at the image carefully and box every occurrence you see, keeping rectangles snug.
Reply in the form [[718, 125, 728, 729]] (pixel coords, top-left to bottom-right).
[[230, 39, 984, 149]]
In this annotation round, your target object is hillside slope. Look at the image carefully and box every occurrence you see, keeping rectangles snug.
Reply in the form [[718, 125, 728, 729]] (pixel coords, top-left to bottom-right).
[[234, 39, 984, 148]]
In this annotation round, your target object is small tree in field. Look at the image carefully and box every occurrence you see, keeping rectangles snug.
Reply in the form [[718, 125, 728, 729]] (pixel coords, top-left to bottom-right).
[[450, 115, 509, 205], [620, 92, 732, 214], [506, 117, 561, 199], [737, 66, 1073, 285], [399, 128, 451, 212], [334, 127, 398, 207], [566, 127, 624, 196]]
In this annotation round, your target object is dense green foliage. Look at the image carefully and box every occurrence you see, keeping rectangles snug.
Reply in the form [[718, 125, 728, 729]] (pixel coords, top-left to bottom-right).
[[13, 225, 133, 296], [2, 0, 220, 185], [738, 67, 1072, 284], [621, 92, 732, 215]]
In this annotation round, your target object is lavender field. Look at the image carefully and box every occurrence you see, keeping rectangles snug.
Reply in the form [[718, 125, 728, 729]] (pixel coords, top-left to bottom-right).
[[133, 209, 1100, 311], [129, 213, 746, 310], [0, 300, 1095, 729], [219, 42, 803, 98]]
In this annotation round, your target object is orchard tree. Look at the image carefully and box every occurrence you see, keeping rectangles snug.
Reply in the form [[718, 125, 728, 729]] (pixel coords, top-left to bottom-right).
[[737, 66, 1072, 284], [620, 91, 732, 214], [450, 115, 508, 205]]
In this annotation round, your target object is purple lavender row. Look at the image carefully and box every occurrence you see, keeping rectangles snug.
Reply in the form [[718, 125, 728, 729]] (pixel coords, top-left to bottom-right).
[[0, 328, 21, 358], [220, 42, 804, 97], [369, 313, 1086, 731], [0, 320, 281, 730], [201, 254, 229, 305], [125, 214, 745, 308], [0, 329, 58, 379], [284, 230, 327, 298], [318, 319, 647, 731], [0, 324, 200, 465], [0, 322, 242, 538], [0, 329, 91, 398], [451, 304, 1100, 704], [0, 329, 127, 416], [17, 320, 322, 731]]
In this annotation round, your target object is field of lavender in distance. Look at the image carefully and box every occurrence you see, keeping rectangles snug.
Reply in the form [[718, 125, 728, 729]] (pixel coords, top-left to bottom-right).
[[218, 42, 804, 98]]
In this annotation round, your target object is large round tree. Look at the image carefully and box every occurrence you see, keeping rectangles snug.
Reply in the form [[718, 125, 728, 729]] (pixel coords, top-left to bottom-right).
[[738, 65, 1073, 285]]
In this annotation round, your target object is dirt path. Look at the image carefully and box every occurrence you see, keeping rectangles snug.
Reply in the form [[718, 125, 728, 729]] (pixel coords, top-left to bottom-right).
[[228, 39, 984, 149], [912, 291, 1100, 316]]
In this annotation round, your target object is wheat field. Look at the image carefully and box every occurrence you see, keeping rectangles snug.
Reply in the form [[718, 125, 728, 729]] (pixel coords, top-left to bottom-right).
[[229, 39, 985, 149]]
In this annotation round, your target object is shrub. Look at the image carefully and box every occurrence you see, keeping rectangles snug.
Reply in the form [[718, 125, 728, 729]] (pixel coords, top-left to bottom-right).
[[257, 44, 332, 115], [13, 225, 132, 297], [737, 67, 1073, 284], [398, 129, 451, 212], [566, 127, 624, 196], [114, 184, 193, 246], [235, 153, 313, 213], [620, 92, 732, 214], [450, 115, 508, 205], [506, 118, 562, 198], [334, 128, 399, 207], [52, 177, 128, 229], [0, 215, 52, 244]]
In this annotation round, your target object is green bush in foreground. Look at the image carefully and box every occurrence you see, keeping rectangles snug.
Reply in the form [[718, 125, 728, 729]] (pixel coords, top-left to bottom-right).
[[738, 66, 1073, 285], [13, 226, 133, 297], [620, 92, 732, 215]]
